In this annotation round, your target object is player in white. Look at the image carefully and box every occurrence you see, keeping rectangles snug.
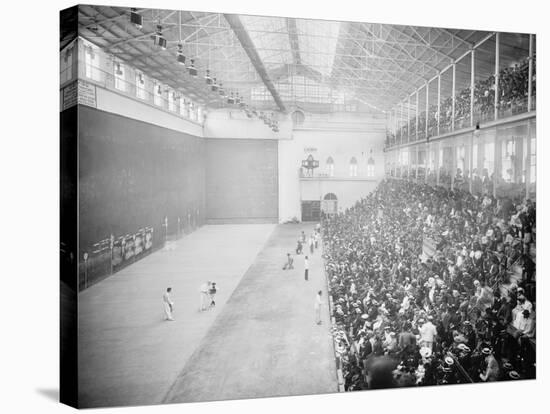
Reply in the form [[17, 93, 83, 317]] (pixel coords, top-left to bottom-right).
[[163, 287, 174, 321], [315, 290, 323, 325]]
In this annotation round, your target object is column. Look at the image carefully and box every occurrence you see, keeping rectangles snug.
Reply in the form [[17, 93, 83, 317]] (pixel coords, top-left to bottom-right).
[[437, 74, 441, 136], [525, 121, 531, 198], [435, 141, 440, 186], [469, 132, 474, 193], [407, 148, 411, 179], [416, 145, 420, 182], [528, 34, 534, 112], [425, 142, 429, 184], [407, 95, 411, 143], [400, 101, 404, 146], [452, 63, 456, 131], [452, 145, 457, 190], [494, 32, 500, 121], [470, 49, 475, 127], [493, 135, 499, 198], [425, 82, 429, 139], [416, 90, 419, 141]]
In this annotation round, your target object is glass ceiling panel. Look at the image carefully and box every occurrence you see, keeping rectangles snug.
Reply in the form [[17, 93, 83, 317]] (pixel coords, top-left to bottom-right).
[[240, 15, 293, 70], [297, 19, 341, 77]]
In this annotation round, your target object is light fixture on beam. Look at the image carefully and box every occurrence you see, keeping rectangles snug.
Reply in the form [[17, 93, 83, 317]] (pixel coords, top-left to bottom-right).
[[227, 92, 235, 105], [176, 44, 186, 65], [115, 62, 123, 76], [211, 78, 219, 92], [153, 25, 167, 50], [130, 8, 142, 29], [205, 69, 212, 85], [188, 59, 197, 77]]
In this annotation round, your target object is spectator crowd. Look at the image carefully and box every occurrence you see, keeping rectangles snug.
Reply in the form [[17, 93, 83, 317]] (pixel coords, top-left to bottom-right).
[[387, 55, 535, 148], [322, 179, 535, 390]]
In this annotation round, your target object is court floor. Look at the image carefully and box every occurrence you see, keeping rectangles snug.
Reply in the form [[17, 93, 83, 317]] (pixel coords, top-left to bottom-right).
[[78, 223, 337, 408]]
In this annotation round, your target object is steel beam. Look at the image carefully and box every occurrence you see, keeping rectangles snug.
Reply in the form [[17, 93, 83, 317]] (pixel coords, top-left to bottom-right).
[[224, 14, 286, 112]]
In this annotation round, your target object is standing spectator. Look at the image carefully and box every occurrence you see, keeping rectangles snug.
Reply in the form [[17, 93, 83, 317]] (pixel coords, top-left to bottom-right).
[[315, 290, 323, 325], [304, 255, 310, 281], [282, 252, 294, 270], [163, 287, 174, 321], [419, 316, 438, 351], [479, 348, 500, 382], [309, 234, 316, 254], [199, 281, 210, 311], [208, 282, 217, 309]]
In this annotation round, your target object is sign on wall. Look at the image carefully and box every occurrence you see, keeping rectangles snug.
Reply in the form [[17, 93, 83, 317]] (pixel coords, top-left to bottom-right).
[[62, 81, 77, 110], [62, 79, 97, 110], [78, 80, 97, 108]]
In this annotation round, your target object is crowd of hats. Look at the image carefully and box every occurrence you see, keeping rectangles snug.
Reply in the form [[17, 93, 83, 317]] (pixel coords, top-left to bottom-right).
[[322, 179, 536, 390], [387, 54, 536, 146]]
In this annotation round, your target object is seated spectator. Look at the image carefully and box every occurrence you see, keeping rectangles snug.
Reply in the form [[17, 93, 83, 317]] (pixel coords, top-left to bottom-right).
[[323, 179, 535, 390]]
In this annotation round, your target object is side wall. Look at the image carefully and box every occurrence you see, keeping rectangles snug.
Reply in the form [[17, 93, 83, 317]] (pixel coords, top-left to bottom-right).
[[279, 113, 387, 220], [78, 106, 206, 254], [205, 139, 279, 223]]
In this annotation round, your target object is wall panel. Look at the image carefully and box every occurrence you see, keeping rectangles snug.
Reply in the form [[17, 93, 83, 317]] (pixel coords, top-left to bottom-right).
[[78, 106, 205, 255], [205, 139, 278, 223]]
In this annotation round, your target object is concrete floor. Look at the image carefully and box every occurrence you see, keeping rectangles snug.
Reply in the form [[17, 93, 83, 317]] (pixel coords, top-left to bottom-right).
[[78, 223, 337, 408]]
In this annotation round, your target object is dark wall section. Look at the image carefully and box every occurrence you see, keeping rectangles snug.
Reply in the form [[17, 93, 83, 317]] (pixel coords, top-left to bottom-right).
[[78, 106, 206, 255], [60, 104, 78, 407], [205, 139, 278, 223]]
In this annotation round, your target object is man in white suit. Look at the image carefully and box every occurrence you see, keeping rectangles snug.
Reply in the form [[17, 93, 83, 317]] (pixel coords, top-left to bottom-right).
[[163, 287, 174, 321]]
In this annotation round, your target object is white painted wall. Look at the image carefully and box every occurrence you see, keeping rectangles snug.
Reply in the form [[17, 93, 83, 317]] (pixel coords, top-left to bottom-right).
[[95, 87, 204, 137], [280, 111, 387, 221], [203, 109, 293, 139], [204, 109, 387, 222]]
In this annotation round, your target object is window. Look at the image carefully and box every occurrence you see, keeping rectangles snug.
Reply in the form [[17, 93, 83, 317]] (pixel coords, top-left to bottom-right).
[[326, 156, 334, 177], [189, 101, 196, 120], [84, 44, 101, 81], [180, 97, 188, 117], [484, 142, 495, 175], [349, 157, 358, 177], [367, 156, 375, 178], [136, 71, 146, 100], [60, 46, 73, 83], [114, 62, 126, 92], [457, 145, 465, 174], [168, 91, 176, 112], [197, 106, 203, 122], [154, 83, 163, 106]]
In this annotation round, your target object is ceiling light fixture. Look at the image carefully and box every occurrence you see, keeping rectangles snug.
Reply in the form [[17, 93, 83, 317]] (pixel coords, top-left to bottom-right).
[[130, 8, 143, 29], [227, 92, 235, 105], [205, 69, 212, 85], [153, 25, 167, 50], [177, 44, 186, 65], [188, 59, 197, 77]]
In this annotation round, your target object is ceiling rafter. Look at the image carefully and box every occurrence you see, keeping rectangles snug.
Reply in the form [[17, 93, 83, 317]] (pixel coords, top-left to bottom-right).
[[224, 14, 286, 112]]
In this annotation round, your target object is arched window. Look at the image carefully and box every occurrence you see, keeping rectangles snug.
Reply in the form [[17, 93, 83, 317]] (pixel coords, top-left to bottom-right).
[[324, 193, 337, 200], [367, 153, 375, 178], [326, 156, 334, 177], [349, 157, 358, 177]]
